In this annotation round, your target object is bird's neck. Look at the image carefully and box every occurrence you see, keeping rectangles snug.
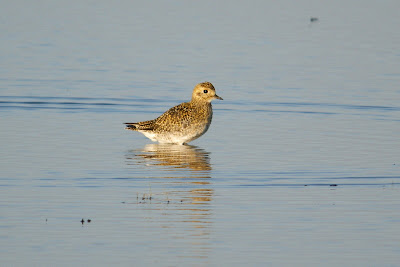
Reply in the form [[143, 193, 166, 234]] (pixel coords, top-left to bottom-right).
[[190, 98, 211, 106]]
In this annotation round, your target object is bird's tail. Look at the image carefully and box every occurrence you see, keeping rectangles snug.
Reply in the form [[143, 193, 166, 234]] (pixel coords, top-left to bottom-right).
[[124, 120, 155, 131], [124, 123, 139, 131]]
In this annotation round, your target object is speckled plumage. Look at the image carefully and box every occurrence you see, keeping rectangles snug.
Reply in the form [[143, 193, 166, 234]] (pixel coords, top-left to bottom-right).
[[124, 82, 223, 145]]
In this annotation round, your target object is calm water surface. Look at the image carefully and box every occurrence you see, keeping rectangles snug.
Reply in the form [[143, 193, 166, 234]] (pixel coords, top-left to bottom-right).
[[1, 1, 400, 266]]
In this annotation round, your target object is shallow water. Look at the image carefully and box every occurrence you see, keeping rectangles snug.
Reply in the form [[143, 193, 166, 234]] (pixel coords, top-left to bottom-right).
[[1, 0, 400, 266]]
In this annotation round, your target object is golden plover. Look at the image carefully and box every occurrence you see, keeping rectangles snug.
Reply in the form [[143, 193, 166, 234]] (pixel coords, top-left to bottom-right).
[[124, 82, 222, 145]]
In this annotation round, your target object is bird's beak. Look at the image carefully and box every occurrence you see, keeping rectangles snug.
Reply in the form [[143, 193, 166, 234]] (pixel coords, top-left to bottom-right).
[[214, 94, 223, 100]]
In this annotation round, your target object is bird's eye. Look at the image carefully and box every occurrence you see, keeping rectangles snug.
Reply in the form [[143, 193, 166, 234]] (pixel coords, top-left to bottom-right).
[[203, 90, 208, 93]]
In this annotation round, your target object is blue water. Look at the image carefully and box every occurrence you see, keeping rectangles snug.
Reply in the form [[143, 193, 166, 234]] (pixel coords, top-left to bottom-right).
[[1, 1, 400, 266]]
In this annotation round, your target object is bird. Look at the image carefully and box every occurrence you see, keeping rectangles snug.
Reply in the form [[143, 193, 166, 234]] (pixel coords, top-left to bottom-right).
[[124, 82, 223, 145]]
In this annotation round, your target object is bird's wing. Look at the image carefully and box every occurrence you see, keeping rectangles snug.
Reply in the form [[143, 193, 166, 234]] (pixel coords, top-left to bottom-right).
[[124, 102, 195, 131], [155, 102, 194, 125]]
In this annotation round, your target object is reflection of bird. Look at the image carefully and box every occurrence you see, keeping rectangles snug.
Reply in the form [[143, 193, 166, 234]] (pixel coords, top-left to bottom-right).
[[125, 82, 222, 145], [129, 144, 212, 172]]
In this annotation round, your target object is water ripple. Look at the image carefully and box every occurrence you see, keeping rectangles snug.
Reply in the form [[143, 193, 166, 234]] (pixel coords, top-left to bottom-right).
[[0, 95, 175, 113], [2, 96, 399, 121]]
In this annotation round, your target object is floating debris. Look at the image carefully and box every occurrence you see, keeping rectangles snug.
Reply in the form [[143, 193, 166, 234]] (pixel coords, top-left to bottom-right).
[[310, 17, 319, 22]]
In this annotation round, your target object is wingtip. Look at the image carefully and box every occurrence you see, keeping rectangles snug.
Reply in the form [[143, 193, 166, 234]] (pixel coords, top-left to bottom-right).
[[124, 124, 137, 130]]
